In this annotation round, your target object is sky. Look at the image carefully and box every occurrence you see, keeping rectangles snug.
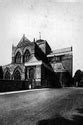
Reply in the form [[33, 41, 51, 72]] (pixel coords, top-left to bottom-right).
[[0, 0, 83, 75]]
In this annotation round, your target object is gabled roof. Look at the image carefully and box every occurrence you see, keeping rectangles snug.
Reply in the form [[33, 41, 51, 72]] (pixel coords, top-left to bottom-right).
[[17, 34, 33, 48], [25, 56, 42, 66]]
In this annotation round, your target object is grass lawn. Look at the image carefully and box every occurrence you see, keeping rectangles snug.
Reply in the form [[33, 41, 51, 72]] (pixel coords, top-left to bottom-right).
[[0, 88, 83, 125]]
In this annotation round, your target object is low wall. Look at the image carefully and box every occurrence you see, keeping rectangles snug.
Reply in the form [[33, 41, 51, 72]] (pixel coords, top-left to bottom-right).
[[0, 80, 29, 92]]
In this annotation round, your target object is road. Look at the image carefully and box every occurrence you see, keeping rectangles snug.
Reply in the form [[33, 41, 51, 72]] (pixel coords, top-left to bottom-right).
[[0, 88, 82, 125]]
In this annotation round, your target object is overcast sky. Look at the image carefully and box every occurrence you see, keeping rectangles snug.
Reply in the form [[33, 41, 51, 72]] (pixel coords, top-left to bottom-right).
[[0, 0, 83, 75]]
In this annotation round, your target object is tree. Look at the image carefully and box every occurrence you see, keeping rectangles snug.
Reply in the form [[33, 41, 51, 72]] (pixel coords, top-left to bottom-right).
[[0, 66, 3, 79], [74, 69, 81, 87]]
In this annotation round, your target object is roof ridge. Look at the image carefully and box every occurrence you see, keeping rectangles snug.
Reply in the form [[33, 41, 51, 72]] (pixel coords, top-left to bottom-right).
[[17, 34, 32, 48]]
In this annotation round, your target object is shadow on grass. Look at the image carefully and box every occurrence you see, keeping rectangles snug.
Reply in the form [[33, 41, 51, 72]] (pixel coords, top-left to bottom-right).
[[37, 108, 83, 125]]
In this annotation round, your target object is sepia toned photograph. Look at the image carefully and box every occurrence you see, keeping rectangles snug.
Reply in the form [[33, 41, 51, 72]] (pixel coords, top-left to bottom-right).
[[0, 0, 83, 125]]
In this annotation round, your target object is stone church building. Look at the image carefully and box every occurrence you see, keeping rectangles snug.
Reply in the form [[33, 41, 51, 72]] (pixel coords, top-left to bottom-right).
[[2, 35, 73, 89]]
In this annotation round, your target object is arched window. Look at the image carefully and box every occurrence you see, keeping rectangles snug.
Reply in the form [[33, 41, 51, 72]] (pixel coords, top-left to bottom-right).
[[13, 69, 21, 80], [23, 50, 30, 63], [4, 71, 10, 80], [15, 51, 21, 64]]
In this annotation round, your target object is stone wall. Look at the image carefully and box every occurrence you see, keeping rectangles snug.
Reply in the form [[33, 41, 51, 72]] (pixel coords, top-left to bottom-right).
[[0, 80, 29, 92], [35, 65, 41, 87], [62, 53, 72, 76]]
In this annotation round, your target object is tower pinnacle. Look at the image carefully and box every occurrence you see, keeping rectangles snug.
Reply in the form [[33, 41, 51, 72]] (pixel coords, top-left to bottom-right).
[[39, 32, 41, 39]]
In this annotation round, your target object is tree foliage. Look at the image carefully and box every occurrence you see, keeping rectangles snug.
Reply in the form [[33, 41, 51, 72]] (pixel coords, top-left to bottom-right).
[[0, 66, 3, 79], [74, 69, 81, 83]]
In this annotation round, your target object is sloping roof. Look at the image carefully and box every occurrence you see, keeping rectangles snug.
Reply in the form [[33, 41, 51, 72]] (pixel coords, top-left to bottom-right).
[[25, 56, 42, 66], [2, 63, 25, 73], [17, 34, 33, 48]]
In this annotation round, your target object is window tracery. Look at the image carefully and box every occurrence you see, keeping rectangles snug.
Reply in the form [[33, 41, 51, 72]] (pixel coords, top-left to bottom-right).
[[23, 50, 30, 63], [4, 70, 10, 80], [15, 52, 21, 63]]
